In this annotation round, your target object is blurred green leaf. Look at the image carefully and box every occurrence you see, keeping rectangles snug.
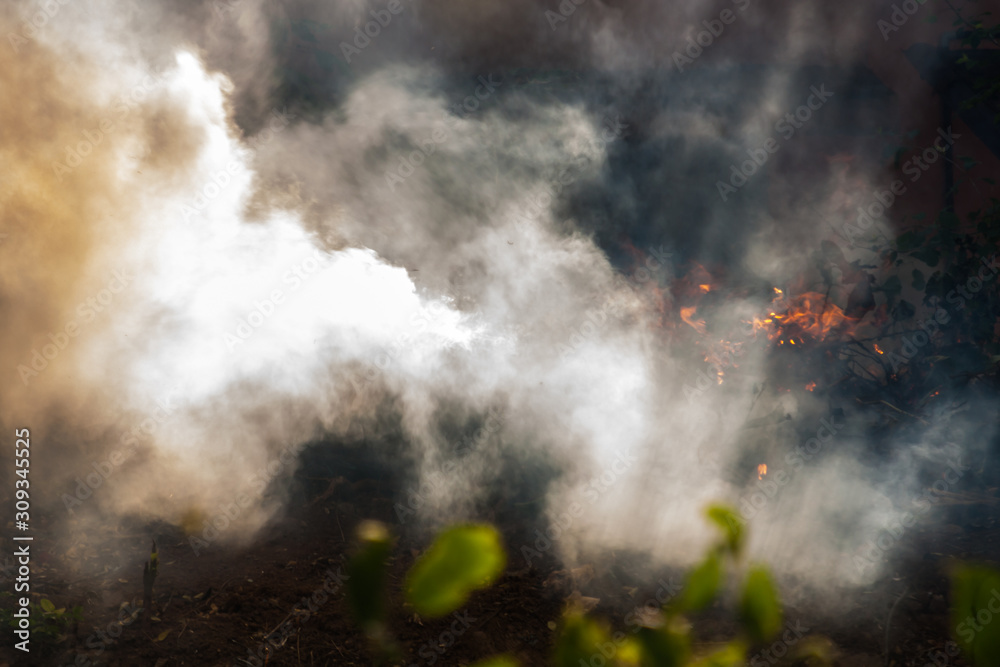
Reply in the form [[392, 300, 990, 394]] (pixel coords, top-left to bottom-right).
[[677, 551, 723, 612], [39, 599, 55, 614], [705, 504, 744, 556], [406, 524, 506, 618], [739, 566, 783, 643], [950, 565, 1000, 666], [553, 612, 612, 667], [347, 520, 394, 629], [635, 625, 689, 667]]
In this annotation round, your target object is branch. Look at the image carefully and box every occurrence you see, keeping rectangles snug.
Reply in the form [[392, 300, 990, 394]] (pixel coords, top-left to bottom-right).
[[943, 0, 1000, 47]]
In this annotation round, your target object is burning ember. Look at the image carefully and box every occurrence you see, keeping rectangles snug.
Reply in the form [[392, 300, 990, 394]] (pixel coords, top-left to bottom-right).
[[806, 382, 816, 392], [874, 343, 884, 355], [757, 463, 767, 480]]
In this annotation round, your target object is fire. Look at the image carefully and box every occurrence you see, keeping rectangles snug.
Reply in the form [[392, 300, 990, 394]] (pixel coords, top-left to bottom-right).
[[680, 306, 707, 334], [874, 343, 884, 355], [805, 382, 816, 391], [757, 463, 767, 480], [699, 284, 711, 293], [749, 292, 859, 343]]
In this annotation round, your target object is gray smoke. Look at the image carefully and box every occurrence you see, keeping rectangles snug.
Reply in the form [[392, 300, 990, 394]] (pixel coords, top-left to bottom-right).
[[0, 0, 984, 605]]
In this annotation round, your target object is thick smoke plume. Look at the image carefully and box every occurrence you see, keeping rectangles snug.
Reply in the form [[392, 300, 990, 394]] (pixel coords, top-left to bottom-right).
[[1, 0, 987, 604]]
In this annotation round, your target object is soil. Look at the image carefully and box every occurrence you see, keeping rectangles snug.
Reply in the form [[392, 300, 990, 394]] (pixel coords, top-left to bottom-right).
[[1, 441, 997, 667]]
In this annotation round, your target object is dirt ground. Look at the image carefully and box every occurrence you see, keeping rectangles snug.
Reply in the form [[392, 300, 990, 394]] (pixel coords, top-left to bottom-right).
[[1, 443, 996, 667]]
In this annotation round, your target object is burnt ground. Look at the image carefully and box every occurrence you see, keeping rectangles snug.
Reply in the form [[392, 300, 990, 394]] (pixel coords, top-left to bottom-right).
[[1, 440, 998, 667]]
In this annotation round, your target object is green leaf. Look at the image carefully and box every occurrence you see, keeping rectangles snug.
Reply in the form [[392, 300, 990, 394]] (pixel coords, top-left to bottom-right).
[[950, 565, 1000, 666], [739, 566, 783, 643], [553, 612, 612, 667], [705, 504, 744, 556], [39, 599, 55, 613], [471, 656, 519, 667], [406, 524, 506, 618], [912, 269, 926, 291], [677, 551, 723, 612], [347, 520, 394, 629], [635, 625, 689, 667]]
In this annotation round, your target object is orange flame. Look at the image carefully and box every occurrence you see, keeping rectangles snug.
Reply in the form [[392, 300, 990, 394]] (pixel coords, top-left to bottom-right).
[[749, 292, 859, 343], [757, 463, 767, 480], [699, 284, 711, 293], [874, 343, 883, 355], [680, 306, 707, 334], [805, 382, 816, 391]]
